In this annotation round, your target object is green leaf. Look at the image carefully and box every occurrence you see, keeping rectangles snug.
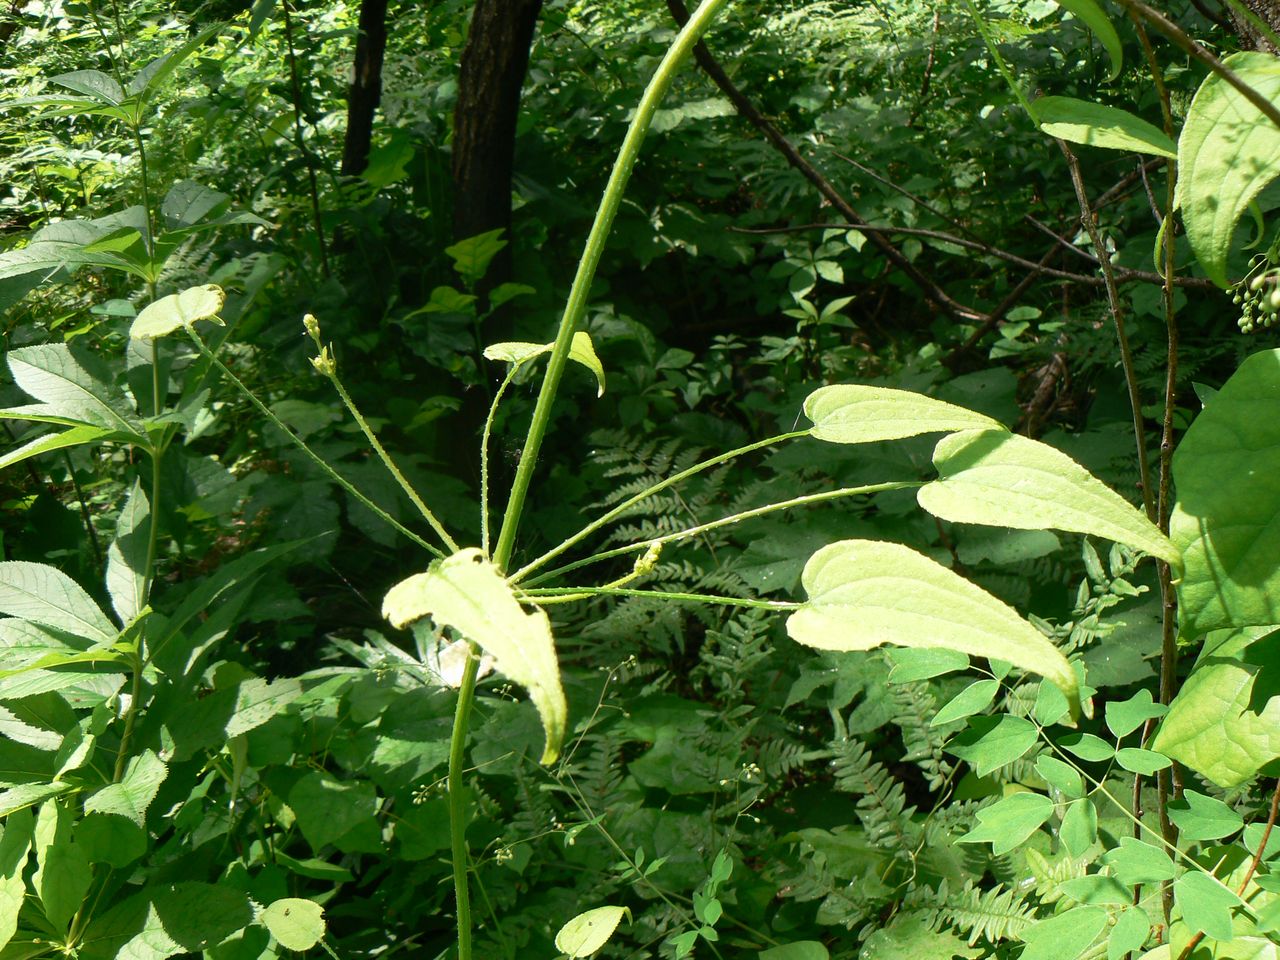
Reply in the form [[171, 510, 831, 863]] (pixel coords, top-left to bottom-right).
[[32, 800, 90, 934], [0, 783, 72, 818], [1032, 97, 1175, 157], [83, 750, 166, 826], [759, 943, 830, 960], [259, 898, 325, 952], [1166, 790, 1244, 841], [786, 540, 1080, 717], [947, 715, 1039, 776], [483, 331, 606, 397], [127, 24, 223, 100], [1153, 627, 1280, 788], [958, 792, 1054, 855], [555, 905, 630, 957], [0, 423, 118, 472], [918, 430, 1179, 566], [1019, 906, 1108, 960], [1058, 733, 1115, 761], [106, 479, 150, 624], [802, 384, 1004, 444], [1052, 0, 1122, 80], [287, 773, 378, 852], [1035, 755, 1084, 798], [1174, 872, 1241, 941], [1105, 689, 1167, 738], [49, 70, 124, 105], [1100, 838, 1176, 886], [885, 648, 970, 682], [445, 228, 507, 284], [1060, 874, 1130, 905], [1108, 907, 1152, 960], [4, 342, 144, 435], [0, 808, 32, 951], [130, 284, 225, 340], [383, 548, 566, 763], [1176, 52, 1280, 287], [1171, 350, 1280, 633], [0, 561, 115, 643], [1060, 798, 1098, 857], [931, 679, 1000, 726], [1115, 748, 1172, 775]]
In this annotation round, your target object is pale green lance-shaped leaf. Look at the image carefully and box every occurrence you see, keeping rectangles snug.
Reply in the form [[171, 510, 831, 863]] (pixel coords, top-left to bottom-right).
[[1175, 872, 1241, 942], [1020, 906, 1109, 960], [33, 799, 90, 934], [931, 679, 1000, 726], [1171, 350, 1280, 633], [1032, 97, 1176, 157], [958, 792, 1055, 855], [383, 548, 566, 763], [49, 70, 125, 105], [4, 343, 143, 435], [1154, 627, 1280, 787], [0, 423, 117, 472], [0, 807, 32, 951], [1053, 0, 1122, 80], [107, 480, 151, 624], [803, 384, 1003, 444], [918, 430, 1179, 566], [483, 331, 606, 397], [1177, 52, 1280, 287], [0, 562, 114, 643], [0, 783, 73, 818], [555, 905, 630, 957], [130, 284, 225, 341], [787, 540, 1080, 717], [259, 898, 325, 951], [84, 751, 166, 826]]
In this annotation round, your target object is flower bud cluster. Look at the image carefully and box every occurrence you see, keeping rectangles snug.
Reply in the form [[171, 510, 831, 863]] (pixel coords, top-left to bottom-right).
[[1234, 259, 1280, 334]]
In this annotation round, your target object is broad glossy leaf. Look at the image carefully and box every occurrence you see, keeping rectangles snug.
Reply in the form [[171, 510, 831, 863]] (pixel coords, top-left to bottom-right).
[[483, 331, 606, 396], [4, 343, 143, 435], [260, 898, 325, 951], [130, 284, 226, 340], [106, 480, 150, 624], [787, 540, 1079, 717], [384, 549, 566, 763], [1177, 52, 1280, 287], [918, 430, 1178, 566], [555, 905, 630, 957], [1053, 0, 1122, 80], [0, 561, 115, 643], [1032, 97, 1175, 157], [1153, 627, 1280, 787], [803, 384, 1004, 444], [958, 792, 1054, 855], [1171, 350, 1280, 633]]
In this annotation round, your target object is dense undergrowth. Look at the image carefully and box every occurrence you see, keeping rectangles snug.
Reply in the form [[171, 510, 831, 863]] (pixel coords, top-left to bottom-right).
[[0, 1, 1279, 959]]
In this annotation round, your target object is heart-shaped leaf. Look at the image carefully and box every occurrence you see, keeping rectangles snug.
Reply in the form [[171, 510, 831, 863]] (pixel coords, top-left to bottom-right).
[[483, 331, 605, 396], [130, 284, 225, 340]]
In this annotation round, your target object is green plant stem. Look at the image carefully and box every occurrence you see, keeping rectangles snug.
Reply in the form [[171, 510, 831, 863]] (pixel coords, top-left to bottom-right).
[[1114, 0, 1280, 133], [524, 480, 920, 586], [322, 368, 459, 554], [525, 585, 799, 610], [480, 365, 521, 557], [1058, 140, 1156, 523], [186, 331, 443, 556], [491, 0, 733, 575], [448, 649, 480, 960], [510, 428, 810, 583]]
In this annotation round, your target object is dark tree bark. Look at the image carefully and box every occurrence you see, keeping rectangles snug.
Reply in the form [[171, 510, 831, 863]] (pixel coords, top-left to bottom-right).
[[451, 0, 543, 305], [340, 0, 390, 177], [1223, 0, 1280, 52]]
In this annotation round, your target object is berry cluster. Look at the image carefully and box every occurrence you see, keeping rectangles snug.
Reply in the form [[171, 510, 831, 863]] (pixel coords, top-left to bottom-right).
[[1234, 257, 1280, 334]]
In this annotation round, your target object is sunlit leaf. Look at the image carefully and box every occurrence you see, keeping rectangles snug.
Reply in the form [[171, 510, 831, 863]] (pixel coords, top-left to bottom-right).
[[803, 384, 1004, 444], [130, 284, 226, 340], [260, 898, 325, 951], [555, 905, 630, 957], [483, 331, 606, 396], [1052, 0, 1122, 80], [1032, 97, 1175, 157]]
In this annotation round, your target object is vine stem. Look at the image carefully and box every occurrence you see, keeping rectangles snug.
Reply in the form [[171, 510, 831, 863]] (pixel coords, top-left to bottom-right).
[[442, 5, 734, 958]]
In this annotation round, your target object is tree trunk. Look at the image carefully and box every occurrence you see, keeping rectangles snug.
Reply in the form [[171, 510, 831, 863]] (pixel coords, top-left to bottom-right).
[[340, 0, 390, 177], [1223, 0, 1280, 53], [451, 0, 543, 306]]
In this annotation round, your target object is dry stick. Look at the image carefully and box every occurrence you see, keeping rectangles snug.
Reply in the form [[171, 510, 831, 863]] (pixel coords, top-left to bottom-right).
[[730, 222, 1215, 289], [1116, 0, 1280, 133], [1130, 18, 1185, 924], [1058, 140, 1157, 522], [1175, 779, 1280, 960], [664, 0, 986, 323]]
